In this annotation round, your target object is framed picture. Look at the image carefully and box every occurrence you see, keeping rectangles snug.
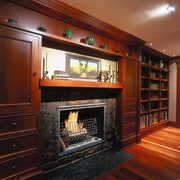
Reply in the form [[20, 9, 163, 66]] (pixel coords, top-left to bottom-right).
[[66, 53, 100, 80]]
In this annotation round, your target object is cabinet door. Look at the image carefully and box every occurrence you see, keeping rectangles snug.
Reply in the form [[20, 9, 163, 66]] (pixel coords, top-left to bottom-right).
[[122, 58, 138, 104], [0, 25, 41, 115]]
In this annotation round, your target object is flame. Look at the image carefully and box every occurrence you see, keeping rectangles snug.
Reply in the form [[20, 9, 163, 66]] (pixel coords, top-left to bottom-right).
[[65, 111, 84, 134]]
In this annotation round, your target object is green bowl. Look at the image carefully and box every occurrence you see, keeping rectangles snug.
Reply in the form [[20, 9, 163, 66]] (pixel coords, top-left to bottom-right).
[[85, 36, 95, 45]]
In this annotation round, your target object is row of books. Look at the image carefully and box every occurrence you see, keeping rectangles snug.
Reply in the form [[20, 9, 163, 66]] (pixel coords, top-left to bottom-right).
[[150, 112, 158, 125], [140, 114, 148, 128], [151, 72, 158, 78], [140, 111, 168, 129], [160, 110, 168, 120], [140, 112, 158, 128]]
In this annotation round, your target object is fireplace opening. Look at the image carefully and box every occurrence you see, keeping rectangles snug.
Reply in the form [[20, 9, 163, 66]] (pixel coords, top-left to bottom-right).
[[58, 103, 105, 156]]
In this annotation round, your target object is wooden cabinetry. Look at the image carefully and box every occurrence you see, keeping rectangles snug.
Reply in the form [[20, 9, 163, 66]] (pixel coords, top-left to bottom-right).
[[139, 51, 169, 137], [117, 57, 139, 149], [0, 25, 42, 179]]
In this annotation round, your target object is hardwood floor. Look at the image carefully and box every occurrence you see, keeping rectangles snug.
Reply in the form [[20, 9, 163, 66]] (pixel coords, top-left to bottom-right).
[[95, 126, 180, 180]]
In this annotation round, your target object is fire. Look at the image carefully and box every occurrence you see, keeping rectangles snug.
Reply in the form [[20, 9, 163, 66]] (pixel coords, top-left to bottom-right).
[[65, 111, 84, 135]]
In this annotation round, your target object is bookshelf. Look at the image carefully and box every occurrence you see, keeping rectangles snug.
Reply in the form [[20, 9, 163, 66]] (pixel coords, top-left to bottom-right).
[[139, 52, 169, 131]]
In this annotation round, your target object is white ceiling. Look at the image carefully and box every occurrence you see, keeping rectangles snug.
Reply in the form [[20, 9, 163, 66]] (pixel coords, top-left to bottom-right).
[[59, 0, 180, 57]]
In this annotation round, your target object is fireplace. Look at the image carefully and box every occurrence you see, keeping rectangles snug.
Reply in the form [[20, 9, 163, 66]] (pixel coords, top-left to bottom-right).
[[58, 103, 105, 156], [41, 98, 116, 171]]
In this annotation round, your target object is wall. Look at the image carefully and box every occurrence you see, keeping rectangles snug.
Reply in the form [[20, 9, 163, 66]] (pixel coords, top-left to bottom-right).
[[169, 62, 177, 122]]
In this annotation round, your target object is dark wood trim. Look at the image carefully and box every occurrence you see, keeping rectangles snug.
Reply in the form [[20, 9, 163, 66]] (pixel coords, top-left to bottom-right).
[[140, 120, 168, 138], [168, 121, 180, 128], [9, 0, 145, 46], [170, 56, 180, 61], [40, 79, 123, 89], [142, 45, 170, 60], [177, 64, 180, 122]]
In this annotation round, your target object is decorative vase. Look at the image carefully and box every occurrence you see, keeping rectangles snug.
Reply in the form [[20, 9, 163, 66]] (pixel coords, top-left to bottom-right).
[[85, 36, 95, 45], [102, 43, 108, 50], [159, 60, 164, 68], [65, 29, 73, 39], [38, 26, 46, 32]]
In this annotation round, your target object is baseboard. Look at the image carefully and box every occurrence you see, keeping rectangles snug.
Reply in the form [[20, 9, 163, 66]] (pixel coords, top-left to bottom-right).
[[168, 121, 180, 128], [140, 120, 168, 138]]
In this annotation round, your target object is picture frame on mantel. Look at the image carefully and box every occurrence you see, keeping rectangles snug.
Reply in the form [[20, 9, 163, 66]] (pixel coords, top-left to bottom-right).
[[66, 53, 100, 80]]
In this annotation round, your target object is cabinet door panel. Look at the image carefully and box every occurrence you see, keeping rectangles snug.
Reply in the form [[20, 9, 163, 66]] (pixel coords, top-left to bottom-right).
[[122, 58, 138, 104], [0, 25, 41, 115]]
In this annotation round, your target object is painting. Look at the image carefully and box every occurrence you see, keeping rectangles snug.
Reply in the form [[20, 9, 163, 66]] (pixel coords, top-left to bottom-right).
[[66, 53, 100, 80]]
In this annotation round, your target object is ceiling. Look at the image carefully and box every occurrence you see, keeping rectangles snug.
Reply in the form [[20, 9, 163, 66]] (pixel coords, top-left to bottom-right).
[[59, 0, 180, 58]]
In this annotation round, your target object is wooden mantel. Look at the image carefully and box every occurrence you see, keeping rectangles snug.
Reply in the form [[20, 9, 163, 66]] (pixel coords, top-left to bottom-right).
[[40, 79, 123, 89]]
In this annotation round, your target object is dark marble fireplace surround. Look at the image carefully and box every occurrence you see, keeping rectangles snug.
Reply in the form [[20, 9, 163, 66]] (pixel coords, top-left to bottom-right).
[[41, 96, 117, 172]]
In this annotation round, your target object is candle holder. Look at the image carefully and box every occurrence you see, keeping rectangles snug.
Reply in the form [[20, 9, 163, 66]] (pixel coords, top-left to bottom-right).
[[43, 71, 49, 79], [112, 70, 115, 83], [116, 71, 119, 83]]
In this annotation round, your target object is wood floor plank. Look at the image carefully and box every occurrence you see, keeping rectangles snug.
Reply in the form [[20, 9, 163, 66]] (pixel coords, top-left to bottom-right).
[[95, 127, 180, 180]]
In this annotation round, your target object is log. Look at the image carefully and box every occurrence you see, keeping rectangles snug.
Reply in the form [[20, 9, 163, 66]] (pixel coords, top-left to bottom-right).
[[59, 137, 67, 152]]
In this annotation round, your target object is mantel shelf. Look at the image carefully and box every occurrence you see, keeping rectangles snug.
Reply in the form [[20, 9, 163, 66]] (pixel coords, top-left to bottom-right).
[[40, 79, 124, 89]]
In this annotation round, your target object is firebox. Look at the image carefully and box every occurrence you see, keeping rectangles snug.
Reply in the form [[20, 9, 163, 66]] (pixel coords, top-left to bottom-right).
[[58, 103, 105, 156]]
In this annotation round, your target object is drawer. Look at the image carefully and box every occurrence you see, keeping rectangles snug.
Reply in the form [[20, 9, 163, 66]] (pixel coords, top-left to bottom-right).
[[122, 114, 137, 125], [0, 153, 38, 179], [122, 125, 136, 138], [0, 134, 37, 157], [0, 115, 37, 134], [122, 104, 137, 113]]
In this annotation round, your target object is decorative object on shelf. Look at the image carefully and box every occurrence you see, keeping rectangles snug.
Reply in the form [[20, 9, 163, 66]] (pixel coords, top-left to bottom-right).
[[126, 46, 132, 57], [151, 83, 159, 89], [141, 53, 146, 62], [97, 71, 103, 82], [5, 18, 18, 24], [148, 58, 152, 65], [42, 55, 49, 79], [126, 53, 132, 57], [103, 70, 112, 82], [43, 71, 49, 79], [154, 62, 158, 66], [97, 70, 112, 82], [159, 60, 164, 68], [114, 49, 119, 53], [37, 25, 46, 32], [112, 70, 115, 83], [102, 43, 108, 50], [52, 70, 69, 80], [64, 29, 73, 39], [85, 36, 95, 45], [116, 71, 119, 83], [66, 53, 100, 80]]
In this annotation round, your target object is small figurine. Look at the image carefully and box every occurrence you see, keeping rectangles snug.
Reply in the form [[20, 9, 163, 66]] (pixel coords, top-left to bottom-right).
[[97, 71, 104, 82]]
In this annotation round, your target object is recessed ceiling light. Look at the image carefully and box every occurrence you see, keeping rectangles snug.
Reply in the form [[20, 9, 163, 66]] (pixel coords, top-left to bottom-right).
[[162, 49, 166, 52], [149, 43, 153, 46], [167, 5, 175, 12], [147, 4, 175, 18], [173, 54, 176, 56]]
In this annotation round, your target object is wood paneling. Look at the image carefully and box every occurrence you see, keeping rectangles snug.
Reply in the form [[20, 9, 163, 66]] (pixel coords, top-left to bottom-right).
[[177, 64, 180, 122], [116, 57, 139, 149], [9, 0, 145, 46], [0, 25, 42, 179], [0, 25, 41, 115], [0, 0, 140, 60], [95, 127, 180, 180]]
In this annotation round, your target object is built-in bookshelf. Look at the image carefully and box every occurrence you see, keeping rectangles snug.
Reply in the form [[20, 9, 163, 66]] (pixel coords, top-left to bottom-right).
[[140, 51, 169, 130]]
